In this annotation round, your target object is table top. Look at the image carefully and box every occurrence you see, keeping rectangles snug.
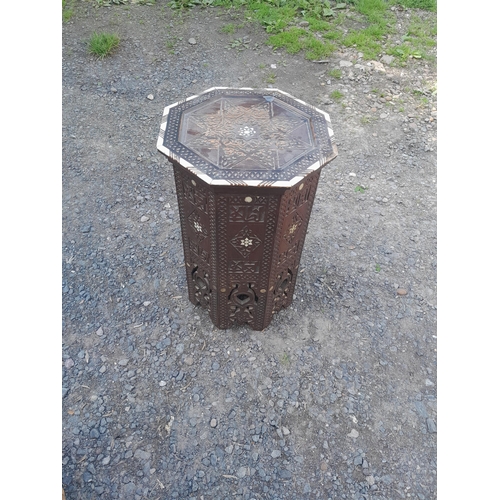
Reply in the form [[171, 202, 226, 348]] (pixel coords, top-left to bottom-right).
[[157, 87, 337, 188]]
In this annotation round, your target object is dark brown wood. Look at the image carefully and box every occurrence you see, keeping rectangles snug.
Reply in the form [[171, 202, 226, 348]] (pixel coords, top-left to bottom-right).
[[172, 161, 322, 330], [158, 88, 337, 330]]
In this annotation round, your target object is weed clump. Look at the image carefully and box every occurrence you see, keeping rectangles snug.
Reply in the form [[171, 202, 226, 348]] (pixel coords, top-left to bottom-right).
[[88, 32, 120, 59]]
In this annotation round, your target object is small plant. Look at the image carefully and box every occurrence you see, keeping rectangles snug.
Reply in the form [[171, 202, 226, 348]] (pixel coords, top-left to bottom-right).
[[418, 97, 429, 107], [221, 23, 236, 34], [280, 352, 291, 366], [88, 32, 120, 59], [166, 40, 176, 53], [227, 36, 250, 51], [375, 264, 381, 272], [265, 72, 277, 84], [62, 0, 75, 22], [360, 116, 371, 124], [330, 90, 344, 100], [396, 0, 436, 11], [354, 185, 366, 193], [328, 69, 342, 79]]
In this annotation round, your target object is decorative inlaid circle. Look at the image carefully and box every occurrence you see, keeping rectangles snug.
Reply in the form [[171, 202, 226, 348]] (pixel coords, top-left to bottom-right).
[[191, 179, 196, 186], [244, 196, 253, 203], [299, 183, 304, 190]]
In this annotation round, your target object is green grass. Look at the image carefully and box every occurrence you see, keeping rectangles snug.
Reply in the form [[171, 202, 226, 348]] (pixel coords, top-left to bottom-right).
[[166, 39, 176, 54], [221, 23, 236, 34], [375, 264, 381, 272], [330, 90, 344, 100], [386, 13, 436, 63], [265, 72, 277, 84], [280, 352, 291, 366], [328, 68, 342, 79], [393, 0, 436, 11], [227, 36, 251, 51], [62, 0, 75, 21], [89, 0, 436, 66], [355, 185, 366, 193], [267, 27, 335, 59], [88, 32, 120, 59]]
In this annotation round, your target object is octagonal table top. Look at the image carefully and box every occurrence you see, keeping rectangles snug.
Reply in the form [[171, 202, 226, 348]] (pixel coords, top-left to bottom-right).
[[157, 87, 337, 188]]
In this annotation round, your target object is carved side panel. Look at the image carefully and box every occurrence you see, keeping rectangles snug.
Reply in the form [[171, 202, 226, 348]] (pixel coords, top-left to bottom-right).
[[215, 193, 280, 330], [173, 163, 212, 309], [172, 163, 322, 330], [269, 169, 322, 316]]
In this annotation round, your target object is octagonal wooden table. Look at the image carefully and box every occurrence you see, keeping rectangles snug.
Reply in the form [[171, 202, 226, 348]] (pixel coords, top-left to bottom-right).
[[157, 87, 337, 331]]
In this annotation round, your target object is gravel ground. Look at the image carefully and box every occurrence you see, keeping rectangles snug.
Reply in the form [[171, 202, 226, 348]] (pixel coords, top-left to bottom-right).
[[62, 3, 437, 499]]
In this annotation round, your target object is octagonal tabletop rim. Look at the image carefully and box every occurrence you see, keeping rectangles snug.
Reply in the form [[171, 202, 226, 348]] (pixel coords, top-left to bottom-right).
[[157, 86, 337, 188]]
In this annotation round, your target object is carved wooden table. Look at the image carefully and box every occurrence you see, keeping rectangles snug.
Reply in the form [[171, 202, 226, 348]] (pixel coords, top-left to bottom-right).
[[157, 87, 337, 331]]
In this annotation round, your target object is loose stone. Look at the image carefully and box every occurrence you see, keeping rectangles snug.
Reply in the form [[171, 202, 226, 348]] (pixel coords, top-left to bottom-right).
[[426, 418, 437, 433]]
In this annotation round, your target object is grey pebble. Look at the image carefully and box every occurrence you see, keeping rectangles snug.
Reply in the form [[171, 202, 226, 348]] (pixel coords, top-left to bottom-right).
[[134, 449, 152, 461], [380, 55, 394, 65], [426, 418, 437, 433]]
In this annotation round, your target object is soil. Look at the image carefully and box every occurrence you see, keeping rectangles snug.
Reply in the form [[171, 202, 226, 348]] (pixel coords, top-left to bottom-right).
[[62, 2, 437, 499]]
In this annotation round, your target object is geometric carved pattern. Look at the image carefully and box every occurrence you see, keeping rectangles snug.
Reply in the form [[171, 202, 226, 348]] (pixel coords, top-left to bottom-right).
[[229, 204, 266, 223], [283, 212, 303, 244], [228, 260, 261, 276], [182, 179, 208, 213], [192, 267, 211, 310], [283, 176, 314, 216], [187, 210, 208, 242], [230, 226, 262, 258], [272, 269, 293, 314], [228, 283, 258, 327], [180, 96, 314, 172], [189, 242, 210, 266], [278, 241, 300, 266]]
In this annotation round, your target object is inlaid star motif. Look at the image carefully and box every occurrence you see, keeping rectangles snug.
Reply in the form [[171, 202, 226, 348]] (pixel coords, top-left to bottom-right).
[[230, 226, 261, 258], [188, 211, 208, 242], [284, 212, 303, 244]]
